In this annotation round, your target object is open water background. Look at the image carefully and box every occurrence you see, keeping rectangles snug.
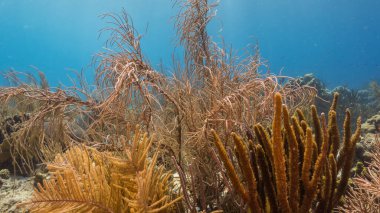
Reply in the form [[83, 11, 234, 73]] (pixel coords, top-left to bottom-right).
[[0, 0, 379, 88]]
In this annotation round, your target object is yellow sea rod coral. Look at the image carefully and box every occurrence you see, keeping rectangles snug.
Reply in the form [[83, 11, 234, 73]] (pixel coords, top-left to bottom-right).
[[211, 92, 361, 212]]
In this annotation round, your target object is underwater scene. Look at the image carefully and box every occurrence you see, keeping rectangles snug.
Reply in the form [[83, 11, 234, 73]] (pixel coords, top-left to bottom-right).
[[0, 0, 379, 212]]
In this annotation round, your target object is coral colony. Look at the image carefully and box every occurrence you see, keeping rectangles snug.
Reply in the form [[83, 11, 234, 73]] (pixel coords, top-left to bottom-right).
[[0, 1, 379, 212]]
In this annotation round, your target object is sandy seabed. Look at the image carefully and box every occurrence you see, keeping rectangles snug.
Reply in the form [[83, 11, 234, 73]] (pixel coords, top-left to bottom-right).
[[0, 175, 33, 212]]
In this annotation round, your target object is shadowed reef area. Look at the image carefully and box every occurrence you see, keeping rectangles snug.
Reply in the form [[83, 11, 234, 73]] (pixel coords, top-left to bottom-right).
[[0, 1, 379, 212]]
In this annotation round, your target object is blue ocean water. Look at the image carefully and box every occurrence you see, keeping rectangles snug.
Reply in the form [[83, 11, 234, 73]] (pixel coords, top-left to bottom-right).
[[0, 0, 379, 88]]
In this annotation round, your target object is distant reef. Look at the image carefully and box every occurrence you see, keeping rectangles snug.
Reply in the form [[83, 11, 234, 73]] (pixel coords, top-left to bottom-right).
[[295, 73, 380, 127]]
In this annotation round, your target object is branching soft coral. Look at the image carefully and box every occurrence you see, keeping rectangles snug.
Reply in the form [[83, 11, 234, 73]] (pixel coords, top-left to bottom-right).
[[19, 128, 182, 213], [211, 93, 361, 212], [338, 135, 380, 212], [0, 72, 95, 174]]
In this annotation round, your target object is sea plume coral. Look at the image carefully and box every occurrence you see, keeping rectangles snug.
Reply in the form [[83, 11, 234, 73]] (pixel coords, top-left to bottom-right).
[[89, 5, 316, 210], [0, 0, 320, 211], [0, 71, 96, 174], [19, 128, 182, 212]]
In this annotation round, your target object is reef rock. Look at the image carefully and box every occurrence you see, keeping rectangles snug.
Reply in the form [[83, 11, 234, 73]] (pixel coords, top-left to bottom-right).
[[361, 113, 380, 134], [0, 175, 33, 212], [0, 169, 10, 179]]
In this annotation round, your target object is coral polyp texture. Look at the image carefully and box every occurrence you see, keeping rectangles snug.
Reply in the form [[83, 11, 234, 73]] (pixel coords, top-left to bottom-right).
[[211, 92, 361, 212]]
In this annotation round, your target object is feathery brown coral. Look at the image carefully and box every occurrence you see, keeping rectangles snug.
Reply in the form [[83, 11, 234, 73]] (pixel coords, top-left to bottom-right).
[[19, 129, 182, 213]]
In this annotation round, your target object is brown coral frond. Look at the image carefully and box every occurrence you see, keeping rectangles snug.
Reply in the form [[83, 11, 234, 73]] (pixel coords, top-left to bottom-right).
[[254, 124, 274, 166], [20, 130, 181, 213], [20, 146, 117, 213], [272, 93, 291, 213], [301, 128, 313, 191], [231, 133, 261, 211], [256, 144, 278, 212], [330, 92, 339, 111], [283, 104, 300, 212], [333, 117, 362, 206], [301, 123, 328, 213], [210, 129, 248, 203], [210, 92, 361, 212], [337, 127, 379, 213], [337, 110, 351, 171], [328, 110, 340, 157]]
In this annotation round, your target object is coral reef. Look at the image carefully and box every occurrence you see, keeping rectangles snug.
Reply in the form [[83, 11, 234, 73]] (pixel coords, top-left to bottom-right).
[[0, 0, 367, 212], [369, 81, 380, 100], [211, 92, 361, 212], [362, 113, 380, 134], [0, 2, 315, 211], [337, 134, 380, 212], [295, 74, 379, 169], [354, 113, 380, 169], [295, 73, 379, 126]]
